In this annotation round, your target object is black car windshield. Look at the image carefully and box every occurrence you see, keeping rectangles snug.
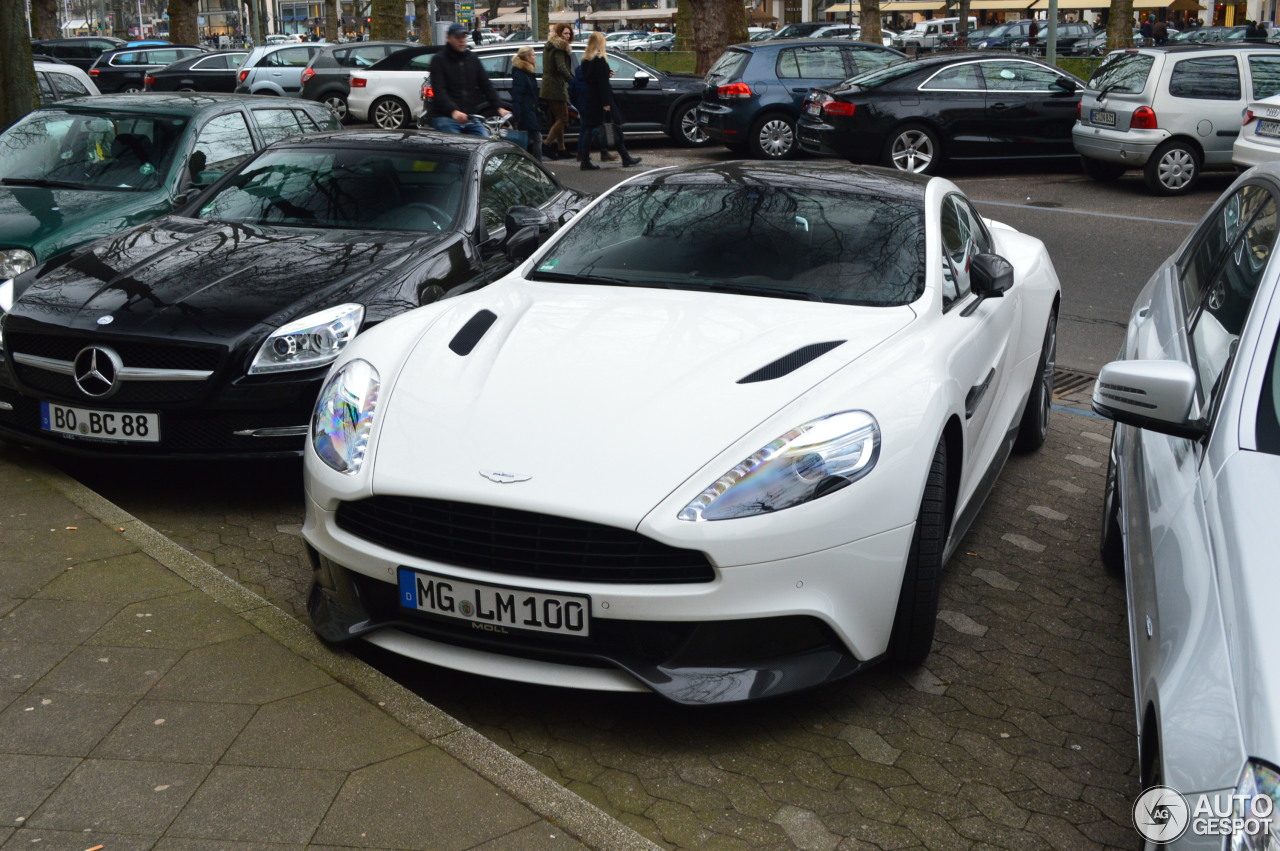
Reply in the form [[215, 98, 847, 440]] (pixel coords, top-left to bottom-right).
[[0, 110, 188, 192], [196, 147, 467, 231], [528, 183, 925, 306]]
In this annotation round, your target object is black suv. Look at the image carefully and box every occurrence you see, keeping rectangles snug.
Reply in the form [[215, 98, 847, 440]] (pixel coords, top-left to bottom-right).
[[1015, 22, 1095, 55], [301, 41, 413, 122], [972, 20, 1037, 50], [88, 44, 208, 93], [29, 36, 124, 70]]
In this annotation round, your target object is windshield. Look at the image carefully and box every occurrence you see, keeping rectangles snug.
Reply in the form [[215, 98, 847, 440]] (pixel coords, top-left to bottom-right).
[[197, 147, 467, 232], [1088, 52, 1154, 93], [0, 109, 188, 192], [775, 22, 826, 38], [529, 183, 924, 306], [985, 24, 1014, 37]]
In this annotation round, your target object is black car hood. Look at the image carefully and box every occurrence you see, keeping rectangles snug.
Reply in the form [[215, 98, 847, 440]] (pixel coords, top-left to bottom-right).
[[0, 185, 170, 262], [12, 217, 448, 344]]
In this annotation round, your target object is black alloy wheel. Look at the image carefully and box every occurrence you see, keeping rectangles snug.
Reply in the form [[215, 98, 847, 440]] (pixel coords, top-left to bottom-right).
[[323, 93, 349, 122], [888, 439, 949, 665], [1014, 309, 1057, 452], [672, 101, 711, 147], [1100, 432, 1125, 574]]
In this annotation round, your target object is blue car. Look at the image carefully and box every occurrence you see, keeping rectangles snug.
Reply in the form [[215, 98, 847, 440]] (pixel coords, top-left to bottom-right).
[[695, 38, 905, 158]]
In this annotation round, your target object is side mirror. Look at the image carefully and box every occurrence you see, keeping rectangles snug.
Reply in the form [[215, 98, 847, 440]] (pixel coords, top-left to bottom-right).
[[633, 70, 652, 89], [1092, 359, 1206, 439], [505, 205, 551, 234], [970, 252, 1014, 298], [1053, 75, 1079, 93], [558, 208, 579, 227], [179, 186, 203, 205], [505, 225, 540, 263]]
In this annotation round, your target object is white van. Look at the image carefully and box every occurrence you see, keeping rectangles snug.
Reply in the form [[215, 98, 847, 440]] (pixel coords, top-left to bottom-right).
[[891, 17, 976, 51]]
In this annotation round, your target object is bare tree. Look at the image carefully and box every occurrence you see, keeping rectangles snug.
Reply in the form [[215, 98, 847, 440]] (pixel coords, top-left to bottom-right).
[[953, 0, 969, 45], [2, 2, 37, 131], [324, 0, 339, 41], [859, 0, 881, 42], [415, 0, 431, 43], [370, 0, 403, 39], [684, 0, 748, 75], [1108, 0, 1134, 49], [168, 0, 199, 43], [31, 0, 59, 39]]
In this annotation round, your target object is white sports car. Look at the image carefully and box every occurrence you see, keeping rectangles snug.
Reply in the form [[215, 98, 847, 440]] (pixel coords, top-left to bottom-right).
[[301, 162, 1062, 705]]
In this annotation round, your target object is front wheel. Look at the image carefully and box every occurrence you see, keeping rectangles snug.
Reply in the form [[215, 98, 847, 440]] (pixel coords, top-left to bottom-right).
[[120, 83, 143, 93], [1100, 432, 1125, 574], [371, 96, 410, 130], [323, 93, 350, 123], [748, 113, 796, 159], [883, 123, 941, 174], [671, 101, 711, 147], [1144, 140, 1200, 196], [888, 439, 949, 666], [1014, 309, 1057, 453]]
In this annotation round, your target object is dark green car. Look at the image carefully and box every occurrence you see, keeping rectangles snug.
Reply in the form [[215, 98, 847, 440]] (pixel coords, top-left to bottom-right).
[[0, 93, 340, 281]]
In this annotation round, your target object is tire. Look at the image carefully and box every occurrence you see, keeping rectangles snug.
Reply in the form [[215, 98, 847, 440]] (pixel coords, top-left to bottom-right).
[[747, 112, 796, 159], [671, 101, 711, 147], [883, 122, 941, 175], [1014, 309, 1057, 453], [322, 93, 349, 123], [1100, 431, 1125, 574], [120, 83, 142, 93], [1080, 156, 1126, 182], [176, 85, 197, 92], [370, 96, 410, 130], [1144, 140, 1200, 196], [888, 439, 949, 666]]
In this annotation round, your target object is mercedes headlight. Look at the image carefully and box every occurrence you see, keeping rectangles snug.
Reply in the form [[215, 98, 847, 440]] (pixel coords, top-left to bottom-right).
[[0, 250, 34, 280], [1230, 760, 1280, 850], [679, 411, 880, 522], [311, 358, 379, 475], [249, 303, 364, 375]]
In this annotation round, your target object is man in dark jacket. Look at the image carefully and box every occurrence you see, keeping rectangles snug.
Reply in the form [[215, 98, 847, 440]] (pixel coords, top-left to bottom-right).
[[428, 23, 510, 136]]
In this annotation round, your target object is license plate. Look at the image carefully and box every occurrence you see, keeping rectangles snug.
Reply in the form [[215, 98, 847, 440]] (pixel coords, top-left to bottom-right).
[[40, 401, 160, 443], [805, 101, 822, 116], [697, 111, 709, 124], [1258, 119, 1280, 138], [398, 567, 591, 638], [1091, 109, 1116, 127]]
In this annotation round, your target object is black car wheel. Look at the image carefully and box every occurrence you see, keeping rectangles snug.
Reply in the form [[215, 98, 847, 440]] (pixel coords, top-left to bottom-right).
[[371, 96, 410, 130], [888, 438, 948, 665], [1081, 156, 1126, 182], [672, 101, 710, 147], [748, 113, 796, 159], [1014, 309, 1056, 453], [323, 93, 350, 123], [177, 85, 197, 92], [884, 123, 941, 175], [1145, 140, 1200, 196], [1100, 433, 1125, 574], [120, 83, 142, 93]]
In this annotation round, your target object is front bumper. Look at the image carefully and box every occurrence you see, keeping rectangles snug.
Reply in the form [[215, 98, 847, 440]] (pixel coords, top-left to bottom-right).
[[1073, 123, 1166, 166], [302, 488, 917, 705]]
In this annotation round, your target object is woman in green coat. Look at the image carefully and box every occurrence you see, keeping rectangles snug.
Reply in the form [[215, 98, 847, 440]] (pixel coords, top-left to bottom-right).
[[539, 23, 574, 159]]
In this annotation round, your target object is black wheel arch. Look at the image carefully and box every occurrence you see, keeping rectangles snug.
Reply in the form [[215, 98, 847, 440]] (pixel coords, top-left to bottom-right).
[[941, 414, 962, 542]]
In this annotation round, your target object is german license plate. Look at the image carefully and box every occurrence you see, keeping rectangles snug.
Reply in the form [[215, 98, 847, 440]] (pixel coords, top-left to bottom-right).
[[398, 567, 591, 637], [805, 100, 822, 116], [1091, 109, 1116, 127], [40, 401, 160, 443], [697, 110, 709, 124], [1257, 119, 1280, 138]]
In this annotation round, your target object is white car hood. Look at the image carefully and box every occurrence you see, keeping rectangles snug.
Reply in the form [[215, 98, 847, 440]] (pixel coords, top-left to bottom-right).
[[370, 281, 915, 528]]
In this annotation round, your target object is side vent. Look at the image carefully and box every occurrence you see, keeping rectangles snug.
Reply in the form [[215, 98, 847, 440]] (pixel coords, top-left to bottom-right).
[[737, 341, 845, 384], [448, 310, 498, 356]]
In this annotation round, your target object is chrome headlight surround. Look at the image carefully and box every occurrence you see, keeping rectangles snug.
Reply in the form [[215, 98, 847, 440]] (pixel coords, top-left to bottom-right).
[[0, 278, 13, 352], [0, 250, 35, 281], [311, 358, 380, 475], [249, 303, 364, 375], [1229, 759, 1280, 850], [679, 410, 880, 522]]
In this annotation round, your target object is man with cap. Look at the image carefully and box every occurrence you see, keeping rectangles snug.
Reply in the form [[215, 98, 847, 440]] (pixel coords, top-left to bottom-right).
[[428, 23, 510, 136]]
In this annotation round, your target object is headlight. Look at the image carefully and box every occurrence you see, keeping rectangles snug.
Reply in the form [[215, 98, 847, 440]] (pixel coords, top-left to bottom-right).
[[679, 410, 880, 522], [0, 250, 34, 280], [249, 303, 364, 375], [311, 358, 379, 475], [1230, 760, 1280, 850]]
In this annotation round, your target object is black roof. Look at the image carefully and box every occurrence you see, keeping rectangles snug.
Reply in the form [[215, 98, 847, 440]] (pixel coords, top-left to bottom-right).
[[623, 161, 931, 201], [276, 129, 505, 155]]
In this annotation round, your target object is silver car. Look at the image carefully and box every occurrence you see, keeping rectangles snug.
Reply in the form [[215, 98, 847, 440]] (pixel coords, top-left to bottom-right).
[[1094, 164, 1280, 849], [235, 42, 329, 96], [1074, 44, 1280, 195]]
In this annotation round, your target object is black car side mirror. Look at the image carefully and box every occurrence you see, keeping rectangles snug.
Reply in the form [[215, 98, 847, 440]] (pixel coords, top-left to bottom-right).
[[970, 253, 1014, 300], [633, 70, 653, 89], [1053, 76, 1079, 93], [505, 205, 551, 234], [505, 226, 540, 263]]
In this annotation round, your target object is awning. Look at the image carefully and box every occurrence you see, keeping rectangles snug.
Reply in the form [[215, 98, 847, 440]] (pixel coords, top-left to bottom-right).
[[881, 1, 946, 10], [585, 7, 677, 18], [61, 18, 88, 29], [966, 0, 1034, 7], [491, 9, 578, 22], [1029, 0, 1105, 8], [1132, 0, 1203, 8], [823, 3, 857, 12]]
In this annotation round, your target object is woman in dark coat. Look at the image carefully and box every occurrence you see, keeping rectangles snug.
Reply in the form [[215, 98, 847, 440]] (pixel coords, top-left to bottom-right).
[[577, 32, 641, 170], [538, 23, 574, 159], [510, 46, 543, 161]]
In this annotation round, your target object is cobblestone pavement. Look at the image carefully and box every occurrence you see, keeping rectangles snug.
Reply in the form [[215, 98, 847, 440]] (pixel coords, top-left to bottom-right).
[[43, 392, 1137, 850]]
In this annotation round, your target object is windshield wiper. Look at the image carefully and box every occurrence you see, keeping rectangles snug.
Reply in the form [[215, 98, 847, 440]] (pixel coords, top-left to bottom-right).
[[1, 177, 97, 190], [672, 281, 826, 302], [526, 270, 639, 287]]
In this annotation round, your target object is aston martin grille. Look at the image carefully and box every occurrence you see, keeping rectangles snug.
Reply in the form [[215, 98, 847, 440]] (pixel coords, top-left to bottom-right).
[[334, 496, 716, 584]]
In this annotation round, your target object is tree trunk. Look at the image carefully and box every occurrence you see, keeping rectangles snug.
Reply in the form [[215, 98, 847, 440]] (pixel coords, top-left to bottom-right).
[[415, 0, 430, 42], [858, 0, 881, 42], [166, 0, 198, 43], [370, 0, 402, 39], [1, 2, 37, 131], [324, 0, 338, 41], [684, 0, 747, 76], [111, 0, 127, 38], [953, 0, 970, 45], [675, 2, 693, 54], [32, 0, 59, 39], [1108, 0, 1134, 49], [536, 0, 549, 42]]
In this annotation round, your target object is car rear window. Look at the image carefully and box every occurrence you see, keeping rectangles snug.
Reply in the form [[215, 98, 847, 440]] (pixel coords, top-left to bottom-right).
[[705, 49, 749, 84], [1249, 55, 1280, 99], [1088, 52, 1154, 93], [844, 59, 920, 89], [1170, 55, 1240, 99]]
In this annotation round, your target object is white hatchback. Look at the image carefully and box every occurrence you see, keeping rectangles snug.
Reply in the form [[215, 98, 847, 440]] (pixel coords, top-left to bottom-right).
[[346, 45, 441, 128], [1234, 92, 1280, 167]]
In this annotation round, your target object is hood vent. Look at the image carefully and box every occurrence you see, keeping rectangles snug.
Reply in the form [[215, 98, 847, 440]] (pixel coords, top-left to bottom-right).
[[448, 309, 498, 356], [738, 341, 845, 384]]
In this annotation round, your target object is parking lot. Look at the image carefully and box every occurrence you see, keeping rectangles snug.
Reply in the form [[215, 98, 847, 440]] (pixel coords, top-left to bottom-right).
[[10, 140, 1240, 849]]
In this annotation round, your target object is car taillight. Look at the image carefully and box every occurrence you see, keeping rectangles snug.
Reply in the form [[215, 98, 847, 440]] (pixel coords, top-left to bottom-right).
[[301, 68, 314, 84], [823, 101, 855, 117], [717, 82, 752, 99], [1076, 101, 1081, 121], [1130, 106, 1157, 130], [89, 68, 99, 77], [351, 77, 367, 87], [421, 85, 433, 99], [144, 75, 155, 87], [1243, 108, 1256, 126], [238, 69, 248, 82]]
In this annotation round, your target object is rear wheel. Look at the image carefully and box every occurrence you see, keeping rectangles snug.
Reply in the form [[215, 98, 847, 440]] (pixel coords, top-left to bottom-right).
[[371, 96, 410, 130], [1080, 156, 1126, 182], [888, 439, 949, 665], [1014, 309, 1057, 452], [323, 93, 350, 123], [883, 123, 941, 174], [671, 101, 710, 147], [1144, 140, 1200, 196], [748, 113, 796, 159], [176, 85, 197, 92], [120, 83, 142, 93]]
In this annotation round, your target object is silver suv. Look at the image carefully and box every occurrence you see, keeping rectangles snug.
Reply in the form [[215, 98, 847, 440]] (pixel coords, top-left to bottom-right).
[[235, 43, 329, 96], [1074, 44, 1280, 195]]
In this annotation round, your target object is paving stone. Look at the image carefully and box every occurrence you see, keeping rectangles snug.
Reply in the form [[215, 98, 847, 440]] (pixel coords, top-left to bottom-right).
[[0, 692, 133, 756], [468, 820, 591, 850], [91, 699, 256, 763], [35, 551, 192, 603], [0, 754, 80, 823], [0, 598, 119, 644], [168, 765, 344, 844], [28, 757, 209, 833], [87, 591, 260, 650], [838, 726, 902, 767], [33, 645, 179, 696], [772, 804, 841, 851], [0, 829, 158, 850], [156, 841, 307, 850], [149, 633, 331, 704]]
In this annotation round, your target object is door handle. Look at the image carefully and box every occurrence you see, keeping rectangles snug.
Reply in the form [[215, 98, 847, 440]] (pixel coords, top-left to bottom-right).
[[990, 102, 1010, 110], [792, 87, 810, 93]]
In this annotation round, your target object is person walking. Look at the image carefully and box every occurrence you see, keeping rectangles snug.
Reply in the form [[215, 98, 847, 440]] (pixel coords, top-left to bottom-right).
[[511, 45, 544, 161], [577, 32, 641, 170], [539, 23, 575, 160], [1152, 17, 1168, 44], [427, 23, 510, 136]]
